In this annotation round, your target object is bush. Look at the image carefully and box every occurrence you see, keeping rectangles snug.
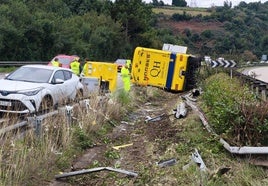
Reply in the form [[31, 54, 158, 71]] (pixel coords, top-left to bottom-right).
[[201, 72, 268, 146]]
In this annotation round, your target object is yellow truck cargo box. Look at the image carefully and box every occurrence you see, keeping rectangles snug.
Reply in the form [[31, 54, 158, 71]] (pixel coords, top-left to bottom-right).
[[83, 61, 118, 92], [131, 47, 200, 91]]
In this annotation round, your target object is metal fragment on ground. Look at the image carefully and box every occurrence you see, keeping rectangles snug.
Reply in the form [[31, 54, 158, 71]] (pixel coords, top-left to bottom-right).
[[55, 167, 138, 179], [157, 158, 177, 167], [145, 113, 165, 123], [192, 149, 207, 171]]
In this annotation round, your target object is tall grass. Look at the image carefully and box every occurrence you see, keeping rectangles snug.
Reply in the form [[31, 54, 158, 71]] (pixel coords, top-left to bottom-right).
[[0, 91, 125, 185]]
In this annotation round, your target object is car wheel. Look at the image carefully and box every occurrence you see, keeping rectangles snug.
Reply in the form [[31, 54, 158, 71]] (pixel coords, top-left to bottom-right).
[[75, 89, 83, 102], [39, 96, 53, 114]]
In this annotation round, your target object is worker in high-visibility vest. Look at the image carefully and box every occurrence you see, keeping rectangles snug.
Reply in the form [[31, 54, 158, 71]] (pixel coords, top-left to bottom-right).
[[126, 59, 131, 71], [81, 58, 90, 76], [70, 59, 81, 76], [121, 63, 131, 92], [51, 58, 61, 67]]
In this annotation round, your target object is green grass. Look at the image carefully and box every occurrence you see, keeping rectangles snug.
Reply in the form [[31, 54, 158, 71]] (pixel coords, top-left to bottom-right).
[[153, 6, 211, 16], [0, 67, 17, 73]]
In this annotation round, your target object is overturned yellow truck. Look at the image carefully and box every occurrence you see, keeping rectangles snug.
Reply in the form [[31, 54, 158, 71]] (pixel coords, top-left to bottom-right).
[[131, 47, 201, 92]]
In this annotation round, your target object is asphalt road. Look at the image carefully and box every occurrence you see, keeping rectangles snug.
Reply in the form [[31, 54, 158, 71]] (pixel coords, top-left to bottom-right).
[[0, 73, 5, 79], [242, 66, 268, 83]]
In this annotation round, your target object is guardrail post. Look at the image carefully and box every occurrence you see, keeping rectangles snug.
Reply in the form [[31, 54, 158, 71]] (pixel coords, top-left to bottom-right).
[[65, 105, 73, 126], [253, 81, 260, 96], [259, 83, 267, 101], [84, 99, 90, 113], [34, 117, 42, 137]]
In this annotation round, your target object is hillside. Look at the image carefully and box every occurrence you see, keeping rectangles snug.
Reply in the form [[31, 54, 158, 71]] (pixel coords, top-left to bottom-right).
[[157, 19, 225, 34], [153, 3, 268, 62]]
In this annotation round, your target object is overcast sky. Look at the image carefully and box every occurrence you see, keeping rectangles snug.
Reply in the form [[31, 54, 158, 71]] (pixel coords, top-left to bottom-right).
[[144, 0, 267, 7]]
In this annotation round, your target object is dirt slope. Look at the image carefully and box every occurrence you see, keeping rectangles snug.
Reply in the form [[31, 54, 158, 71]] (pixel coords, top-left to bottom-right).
[[50, 87, 198, 185]]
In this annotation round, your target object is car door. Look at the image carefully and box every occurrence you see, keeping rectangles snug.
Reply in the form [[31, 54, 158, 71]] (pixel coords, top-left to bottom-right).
[[51, 70, 67, 104], [62, 70, 77, 99]]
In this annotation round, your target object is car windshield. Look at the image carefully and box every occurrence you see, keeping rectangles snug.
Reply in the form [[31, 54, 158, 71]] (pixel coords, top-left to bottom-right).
[[115, 59, 126, 65], [6, 67, 53, 83], [56, 57, 74, 65]]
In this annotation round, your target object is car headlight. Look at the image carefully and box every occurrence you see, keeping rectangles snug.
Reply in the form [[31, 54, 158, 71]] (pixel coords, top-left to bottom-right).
[[18, 87, 44, 96]]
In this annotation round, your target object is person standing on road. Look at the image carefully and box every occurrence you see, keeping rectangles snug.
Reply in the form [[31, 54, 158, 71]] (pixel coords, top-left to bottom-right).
[[51, 58, 61, 67], [121, 63, 131, 92], [70, 58, 82, 76]]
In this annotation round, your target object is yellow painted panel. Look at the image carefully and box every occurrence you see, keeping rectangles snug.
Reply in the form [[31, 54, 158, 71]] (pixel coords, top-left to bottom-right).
[[83, 62, 117, 92]]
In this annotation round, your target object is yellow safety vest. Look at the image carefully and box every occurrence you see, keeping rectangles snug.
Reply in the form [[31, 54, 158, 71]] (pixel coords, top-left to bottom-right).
[[126, 60, 131, 68], [121, 66, 130, 78], [70, 61, 80, 75], [51, 61, 60, 67], [121, 66, 130, 92]]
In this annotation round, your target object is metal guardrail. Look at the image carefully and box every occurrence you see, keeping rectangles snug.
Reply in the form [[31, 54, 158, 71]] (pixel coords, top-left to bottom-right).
[[233, 70, 268, 101], [0, 61, 48, 67]]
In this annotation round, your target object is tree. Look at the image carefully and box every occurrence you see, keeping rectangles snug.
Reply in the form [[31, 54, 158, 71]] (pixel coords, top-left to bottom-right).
[[110, 0, 154, 48], [172, 0, 187, 7]]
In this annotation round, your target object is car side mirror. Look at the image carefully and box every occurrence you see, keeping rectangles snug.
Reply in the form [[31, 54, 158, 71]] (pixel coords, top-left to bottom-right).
[[54, 78, 64, 84]]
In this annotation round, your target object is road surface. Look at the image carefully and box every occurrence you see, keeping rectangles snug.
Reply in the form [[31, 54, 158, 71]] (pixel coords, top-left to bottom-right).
[[243, 66, 268, 83], [0, 73, 5, 79]]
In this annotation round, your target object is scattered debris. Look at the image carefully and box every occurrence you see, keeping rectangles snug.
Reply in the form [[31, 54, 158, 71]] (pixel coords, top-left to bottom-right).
[[208, 166, 231, 181], [120, 121, 129, 125], [215, 167, 231, 177], [157, 158, 177, 167], [183, 149, 207, 171], [174, 101, 187, 119], [112, 143, 133, 150], [184, 98, 215, 133], [192, 88, 201, 97], [55, 167, 138, 179], [145, 113, 165, 123], [191, 148, 207, 172]]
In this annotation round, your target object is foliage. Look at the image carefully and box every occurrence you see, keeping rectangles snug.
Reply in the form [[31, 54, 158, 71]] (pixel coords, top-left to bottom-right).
[[0, 67, 17, 73], [0, 0, 158, 61], [201, 72, 268, 146], [164, 2, 268, 59], [171, 11, 192, 21], [0, 1, 268, 61], [73, 127, 94, 150], [172, 0, 187, 7]]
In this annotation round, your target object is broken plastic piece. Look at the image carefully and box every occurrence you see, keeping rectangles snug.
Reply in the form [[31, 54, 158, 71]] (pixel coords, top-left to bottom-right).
[[157, 158, 177, 167], [112, 143, 133, 150]]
